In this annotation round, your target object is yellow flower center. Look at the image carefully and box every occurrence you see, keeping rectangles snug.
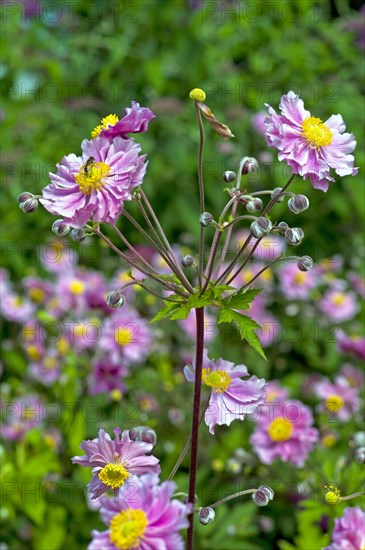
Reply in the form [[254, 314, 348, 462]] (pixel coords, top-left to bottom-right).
[[29, 288, 46, 302], [44, 357, 57, 370], [98, 463, 130, 489], [56, 338, 69, 355], [202, 368, 231, 393], [69, 280, 86, 295], [26, 344, 42, 361], [110, 389, 123, 401], [325, 394, 344, 412], [268, 417, 293, 442], [322, 434, 336, 448], [91, 114, 119, 138], [331, 292, 346, 306], [109, 508, 148, 549], [114, 327, 134, 346], [75, 159, 110, 195], [301, 116, 333, 148], [294, 272, 307, 285]]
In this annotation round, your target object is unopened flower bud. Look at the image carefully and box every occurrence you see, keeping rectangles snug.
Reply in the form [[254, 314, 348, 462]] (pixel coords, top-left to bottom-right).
[[70, 228, 86, 242], [297, 255, 313, 272], [352, 432, 365, 448], [242, 157, 259, 174], [324, 485, 341, 505], [181, 255, 195, 268], [198, 507, 216, 525], [189, 88, 206, 102], [52, 219, 71, 237], [272, 187, 284, 202], [223, 170, 236, 183], [19, 198, 38, 213], [355, 446, 365, 463], [288, 194, 310, 214], [277, 221, 289, 234], [200, 212, 214, 227], [17, 192, 34, 203], [252, 485, 274, 507], [285, 227, 304, 246], [106, 290, 125, 309], [128, 426, 157, 447], [250, 217, 272, 238], [246, 198, 263, 213]]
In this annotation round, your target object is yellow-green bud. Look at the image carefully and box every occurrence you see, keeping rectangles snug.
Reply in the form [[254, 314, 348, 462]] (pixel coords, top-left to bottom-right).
[[189, 88, 206, 102]]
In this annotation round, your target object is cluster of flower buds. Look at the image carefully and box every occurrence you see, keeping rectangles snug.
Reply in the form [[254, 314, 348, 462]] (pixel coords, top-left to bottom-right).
[[252, 485, 275, 507], [52, 219, 71, 237], [198, 506, 216, 525], [250, 217, 272, 238], [106, 290, 126, 308], [17, 192, 38, 213], [128, 426, 157, 447], [288, 194, 310, 214]]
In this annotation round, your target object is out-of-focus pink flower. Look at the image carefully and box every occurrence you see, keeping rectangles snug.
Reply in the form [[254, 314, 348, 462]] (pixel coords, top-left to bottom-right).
[[178, 309, 216, 343], [264, 91, 358, 191], [318, 289, 358, 322], [337, 332, 365, 361], [251, 111, 267, 134], [314, 376, 361, 421], [323, 506, 365, 550], [1, 395, 43, 440], [278, 262, 318, 300]]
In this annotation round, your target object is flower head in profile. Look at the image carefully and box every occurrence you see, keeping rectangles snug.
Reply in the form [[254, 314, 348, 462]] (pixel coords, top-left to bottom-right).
[[264, 91, 358, 191], [250, 400, 318, 467], [91, 102, 155, 140], [41, 136, 148, 228], [323, 506, 365, 550], [184, 350, 266, 434], [88, 475, 190, 550], [71, 428, 160, 499]]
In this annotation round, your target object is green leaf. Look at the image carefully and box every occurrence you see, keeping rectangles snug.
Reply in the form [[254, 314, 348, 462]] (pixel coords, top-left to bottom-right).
[[222, 288, 262, 310], [149, 301, 182, 323], [218, 308, 266, 359]]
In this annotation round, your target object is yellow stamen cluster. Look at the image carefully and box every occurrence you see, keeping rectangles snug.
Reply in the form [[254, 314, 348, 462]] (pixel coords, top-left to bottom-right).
[[202, 368, 231, 393], [324, 484, 341, 505], [98, 463, 130, 489], [268, 417, 293, 442], [189, 88, 206, 102], [26, 345, 42, 361], [109, 508, 148, 549], [325, 394, 344, 412], [69, 280, 86, 295], [331, 292, 346, 306], [294, 272, 307, 285], [29, 288, 46, 302], [114, 327, 134, 346], [91, 114, 119, 138], [75, 160, 110, 195], [301, 116, 333, 148]]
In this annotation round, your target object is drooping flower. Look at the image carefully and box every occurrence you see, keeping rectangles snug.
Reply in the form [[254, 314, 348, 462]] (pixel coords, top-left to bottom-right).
[[314, 376, 361, 421], [264, 91, 358, 191], [250, 400, 318, 467], [91, 102, 155, 140], [323, 506, 365, 550], [41, 136, 148, 228], [72, 428, 160, 499], [337, 332, 365, 361], [184, 350, 266, 434], [88, 474, 190, 550]]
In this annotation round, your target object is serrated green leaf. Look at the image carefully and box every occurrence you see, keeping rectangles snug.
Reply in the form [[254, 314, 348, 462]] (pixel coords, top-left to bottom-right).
[[218, 308, 266, 359], [149, 302, 181, 323], [222, 288, 262, 310]]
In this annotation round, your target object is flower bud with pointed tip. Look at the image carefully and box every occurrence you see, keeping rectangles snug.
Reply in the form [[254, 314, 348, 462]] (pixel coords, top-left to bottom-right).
[[272, 187, 284, 202], [242, 157, 259, 174], [106, 290, 125, 309], [17, 192, 34, 204], [198, 507, 216, 525], [52, 219, 71, 237], [223, 170, 236, 183], [181, 255, 195, 268], [297, 255, 313, 272], [285, 227, 304, 246], [250, 217, 272, 238], [20, 198, 38, 213], [288, 194, 310, 214], [129, 426, 157, 447], [200, 212, 214, 227], [246, 198, 263, 213], [70, 228, 86, 242]]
